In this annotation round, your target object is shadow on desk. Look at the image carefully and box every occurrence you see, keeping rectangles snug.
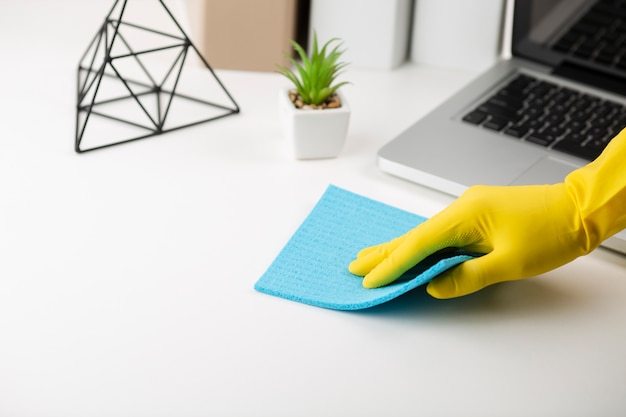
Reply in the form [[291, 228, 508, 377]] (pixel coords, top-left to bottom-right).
[[347, 277, 586, 320]]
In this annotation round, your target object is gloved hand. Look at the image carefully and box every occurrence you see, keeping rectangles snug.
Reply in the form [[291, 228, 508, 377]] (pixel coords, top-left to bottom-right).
[[349, 129, 626, 298]]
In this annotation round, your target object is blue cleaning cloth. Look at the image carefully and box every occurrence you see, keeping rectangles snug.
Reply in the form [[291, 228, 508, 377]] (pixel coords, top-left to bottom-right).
[[254, 185, 481, 310]]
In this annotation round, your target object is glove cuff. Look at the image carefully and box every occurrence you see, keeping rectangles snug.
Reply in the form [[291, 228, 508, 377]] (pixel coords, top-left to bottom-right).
[[563, 128, 626, 251]]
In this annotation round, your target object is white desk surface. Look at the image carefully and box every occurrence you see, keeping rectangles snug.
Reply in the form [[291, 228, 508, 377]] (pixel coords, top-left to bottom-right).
[[2, 1, 626, 416]]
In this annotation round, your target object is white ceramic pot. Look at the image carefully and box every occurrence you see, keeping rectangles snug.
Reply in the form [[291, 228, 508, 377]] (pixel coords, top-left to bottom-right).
[[278, 89, 350, 159]]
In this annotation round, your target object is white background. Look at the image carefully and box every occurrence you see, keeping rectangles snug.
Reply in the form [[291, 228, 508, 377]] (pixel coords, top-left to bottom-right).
[[1, 1, 625, 416]]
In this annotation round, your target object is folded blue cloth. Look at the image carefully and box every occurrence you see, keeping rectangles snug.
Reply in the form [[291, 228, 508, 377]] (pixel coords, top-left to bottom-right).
[[254, 185, 480, 310]]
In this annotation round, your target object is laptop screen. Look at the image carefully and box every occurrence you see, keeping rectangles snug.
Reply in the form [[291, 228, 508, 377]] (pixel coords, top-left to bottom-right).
[[513, 0, 626, 93]]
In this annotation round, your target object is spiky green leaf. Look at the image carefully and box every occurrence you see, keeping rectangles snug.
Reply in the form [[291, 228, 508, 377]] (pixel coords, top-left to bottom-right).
[[276, 31, 350, 107]]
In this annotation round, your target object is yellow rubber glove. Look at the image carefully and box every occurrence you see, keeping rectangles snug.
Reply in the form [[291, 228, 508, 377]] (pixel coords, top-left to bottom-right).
[[350, 128, 626, 298]]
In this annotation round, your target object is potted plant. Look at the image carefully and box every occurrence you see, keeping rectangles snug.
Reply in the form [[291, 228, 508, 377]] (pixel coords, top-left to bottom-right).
[[277, 33, 351, 159]]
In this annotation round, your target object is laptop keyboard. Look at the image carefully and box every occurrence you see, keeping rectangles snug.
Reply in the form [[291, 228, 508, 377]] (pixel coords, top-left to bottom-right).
[[462, 74, 626, 161], [552, 0, 626, 70]]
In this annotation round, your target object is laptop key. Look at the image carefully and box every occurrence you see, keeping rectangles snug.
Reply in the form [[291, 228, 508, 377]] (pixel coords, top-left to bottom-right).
[[553, 140, 602, 161], [462, 110, 488, 125], [544, 125, 566, 137], [526, 130, 558, 146], [588, 138, 610, 152], [503, 124, 530, 138], [488, 96, 524, 110], [483, 116, 509, 131], [587, 126, 609, 141], [477, 102, 519, 120], [559, 131, 587, 145], [523, 118, 545, 131]]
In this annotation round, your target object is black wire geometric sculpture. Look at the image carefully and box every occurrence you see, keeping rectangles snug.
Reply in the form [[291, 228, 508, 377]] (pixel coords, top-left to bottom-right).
[[76, 0, 240, 153]]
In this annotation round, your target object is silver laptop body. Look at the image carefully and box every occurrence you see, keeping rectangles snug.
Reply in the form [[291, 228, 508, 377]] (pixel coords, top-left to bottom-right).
[[378, 0, 626, 254]]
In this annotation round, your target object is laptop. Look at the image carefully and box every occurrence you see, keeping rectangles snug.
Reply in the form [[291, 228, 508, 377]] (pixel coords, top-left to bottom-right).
[[378, 0, 626, 254]]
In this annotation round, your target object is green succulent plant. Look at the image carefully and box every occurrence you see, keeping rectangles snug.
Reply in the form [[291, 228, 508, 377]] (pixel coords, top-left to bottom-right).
[[278, 32, 349, 107]]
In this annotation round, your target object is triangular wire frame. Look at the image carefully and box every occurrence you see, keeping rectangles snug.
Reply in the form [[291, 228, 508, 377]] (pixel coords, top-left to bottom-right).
[[76, 0, 240, 153]]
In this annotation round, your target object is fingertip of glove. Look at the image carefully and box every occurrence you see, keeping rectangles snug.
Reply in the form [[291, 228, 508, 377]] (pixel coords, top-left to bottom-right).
[[425, 281, 451, 299], [362, 273, 392, 289], [426, 274, 481, 299], [426, 276, 465, 299], [361, 277, 379, 289], [356, 246, 377, 257], [348, 260, 364, 276]]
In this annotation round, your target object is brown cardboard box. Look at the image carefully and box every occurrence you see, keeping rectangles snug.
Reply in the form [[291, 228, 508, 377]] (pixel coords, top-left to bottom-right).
[[185, 0, 304, 72]]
